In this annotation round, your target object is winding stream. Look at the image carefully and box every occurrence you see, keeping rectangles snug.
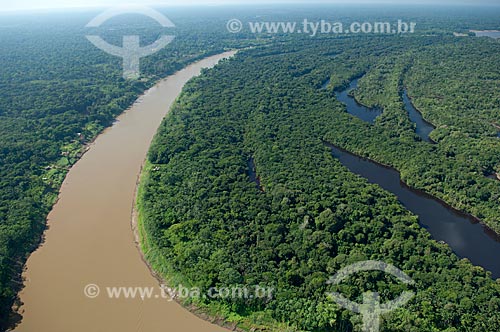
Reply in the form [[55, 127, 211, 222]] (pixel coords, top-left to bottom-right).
[[334, 78, 383, 124], [14, 52, 235, 332], [402, 89, 435, 142], [329, 81, 500, 277], [330, 79, 500, 277], [332, 78, 436, 142], [327, 144, 500, 279], [248, 157, 262, 190]]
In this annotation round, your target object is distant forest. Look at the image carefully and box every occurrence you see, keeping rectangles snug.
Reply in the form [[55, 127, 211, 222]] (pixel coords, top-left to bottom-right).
[[1, 5, 500, 331]]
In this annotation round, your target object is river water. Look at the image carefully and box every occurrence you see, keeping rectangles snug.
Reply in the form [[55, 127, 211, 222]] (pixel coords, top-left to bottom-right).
[[402, 89, 435, 143], [14, 52, 235, 332], [333, 78, 435, 142], [330, 80, 500, 277], [472, 30, 500, 39], [334, 78, 383, 124], [328, 144, 500, 279]]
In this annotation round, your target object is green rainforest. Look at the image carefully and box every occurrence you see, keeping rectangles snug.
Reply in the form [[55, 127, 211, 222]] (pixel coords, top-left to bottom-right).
[[1, 4, 500, 332], [0, 9, 249, 327], [138, 35, 500, 331]]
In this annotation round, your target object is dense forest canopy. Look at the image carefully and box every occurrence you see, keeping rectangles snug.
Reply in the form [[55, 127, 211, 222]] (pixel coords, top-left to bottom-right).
[[138, 21, 500, 332], [0, 8, 252, 327], [0, 4, 499, 331]]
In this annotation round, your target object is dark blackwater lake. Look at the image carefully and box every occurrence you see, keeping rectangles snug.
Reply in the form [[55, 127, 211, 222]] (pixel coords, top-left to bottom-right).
[[327, 143, 500, 279]]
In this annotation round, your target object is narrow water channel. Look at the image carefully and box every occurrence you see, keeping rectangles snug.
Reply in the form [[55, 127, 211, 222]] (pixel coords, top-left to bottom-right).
[[14, 52, 235, 332], [248, 157, 261, 190], [327, 143, 500, 279], [334, 78, 383, 124], [332, 78, 436, 142], [402, 90, 435, 143]]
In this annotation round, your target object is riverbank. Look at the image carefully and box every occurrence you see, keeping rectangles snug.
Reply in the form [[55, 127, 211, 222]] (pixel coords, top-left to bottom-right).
[[326, 141, 500, 278], [402, 89, 436, 143], [132, 162, 245, 332], [132, 60, 293, 331], [133, 124, 288, 331], [14, 52, 237, 332]]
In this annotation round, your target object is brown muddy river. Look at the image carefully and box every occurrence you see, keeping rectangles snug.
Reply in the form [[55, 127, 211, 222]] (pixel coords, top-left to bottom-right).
[[14, 52, 235, 332]]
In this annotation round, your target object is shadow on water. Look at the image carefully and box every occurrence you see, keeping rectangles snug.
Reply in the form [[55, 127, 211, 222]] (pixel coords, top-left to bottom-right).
[[326, 142, 500, 279]]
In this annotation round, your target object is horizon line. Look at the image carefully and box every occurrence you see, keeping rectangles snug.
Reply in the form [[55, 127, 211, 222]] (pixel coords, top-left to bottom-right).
[[1, 1, 500, 14]]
